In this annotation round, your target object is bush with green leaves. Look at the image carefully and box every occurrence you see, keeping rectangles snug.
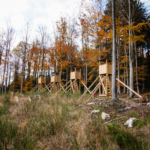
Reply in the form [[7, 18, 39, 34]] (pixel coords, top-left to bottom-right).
[[130, 111, 138, 118], [107, 124, 145, 150]]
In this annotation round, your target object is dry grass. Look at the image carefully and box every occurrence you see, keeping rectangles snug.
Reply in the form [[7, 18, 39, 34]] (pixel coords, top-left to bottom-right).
[[0, 102, 3, 108], [0, 92, 149, 150]]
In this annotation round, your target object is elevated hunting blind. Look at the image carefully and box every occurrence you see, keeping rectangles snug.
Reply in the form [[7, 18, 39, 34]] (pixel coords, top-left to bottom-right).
[[77, 58, 142, 101], [98, 59, 112, 98], [38, 75, 46, 91], [51, 72, 61, 83], [99, 59, 112, 75], [70, 68, 81, 92], [50, 72, 61, 91], [31, 72, 61, 93], [55, 68, 82, 94], [38, 75, 46, 84], [70, 69, 81, 80]]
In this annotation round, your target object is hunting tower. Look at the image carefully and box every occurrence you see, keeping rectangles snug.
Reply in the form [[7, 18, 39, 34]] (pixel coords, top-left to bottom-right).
[[70, 68, 81, 93], [38, 75, 46, 91], [50, 72, 61, 91], [99, 59, 112, 98]]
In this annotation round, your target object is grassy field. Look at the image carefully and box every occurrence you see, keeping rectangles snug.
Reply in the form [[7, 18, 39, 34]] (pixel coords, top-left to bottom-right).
[[0, 92, 150, 150]]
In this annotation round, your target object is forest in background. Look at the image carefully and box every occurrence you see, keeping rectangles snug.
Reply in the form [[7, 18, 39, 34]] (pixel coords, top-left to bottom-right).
[[0, 0, 150, 94]]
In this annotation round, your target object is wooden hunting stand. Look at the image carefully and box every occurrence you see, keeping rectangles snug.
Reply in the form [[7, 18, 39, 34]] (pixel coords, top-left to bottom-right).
[[77, 59, 112, 101], [39, 72, 62, 93], [38, 75, 46, 91], [37, 72, 61, 93], [78, 59, 142, 101], [70, 68, 81, 93], [99, 59, 112, 98], [30, 75, 46, 93], [50, 72, 61, 92], [56, 68, 81, 94]]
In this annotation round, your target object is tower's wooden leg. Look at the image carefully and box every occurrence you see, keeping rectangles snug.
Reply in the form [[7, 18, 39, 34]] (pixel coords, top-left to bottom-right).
[[99, 77, 101, 96], [107, 75, 112, 97], [71, 80, 75, 93], [79, 79, 81, 93], [75, 80, 79, 92], [106, 74, 108, 99]]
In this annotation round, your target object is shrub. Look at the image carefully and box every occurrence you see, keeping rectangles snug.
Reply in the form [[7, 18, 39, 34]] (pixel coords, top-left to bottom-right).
[[107, 124, 143, 150], [130, 111, 138, 118], [133, 115, 150, 128]]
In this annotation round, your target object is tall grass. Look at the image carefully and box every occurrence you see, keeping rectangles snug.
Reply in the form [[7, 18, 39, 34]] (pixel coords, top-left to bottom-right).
[[0, 92, 149, 150]]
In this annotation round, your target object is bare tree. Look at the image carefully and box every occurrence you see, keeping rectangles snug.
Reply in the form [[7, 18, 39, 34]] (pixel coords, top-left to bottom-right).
[[13, 54, 19, 92], [0, 30, 5, 66], [2, 25, 14, 93], [38, 25, 49, 75], [117, 37, 121, 94], [20, 20, 30, 93]]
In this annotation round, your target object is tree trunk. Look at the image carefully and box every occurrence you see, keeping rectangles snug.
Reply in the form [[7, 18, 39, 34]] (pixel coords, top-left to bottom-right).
[[84, 62, 88, 92], [27, 61, 31, 82], [4, 43, 9, 93], [20, 62, 24, 93], [117, 37, 121, 94], [66, 64, 68, 87], [8, 64, 11, 90], [142, 46, 145, 92], [124, 41, 129, 94], [86, 62, 87, 85], [123, 62, 126, 93], [112, 0, 117, 101], [14, 63, 16, 93], [0, 47, 3, 65], [135, 42, 139, 94], [5, 61, 9, 93], [129, 0, 134, 97], [2, 46, 8, 94], [6, 42, 11, 91]]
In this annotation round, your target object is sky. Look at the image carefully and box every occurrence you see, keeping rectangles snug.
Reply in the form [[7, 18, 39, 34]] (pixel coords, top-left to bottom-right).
[[0, 0, 82, 27], [0, 0, 150, 48], [0, 0, 82, 47]]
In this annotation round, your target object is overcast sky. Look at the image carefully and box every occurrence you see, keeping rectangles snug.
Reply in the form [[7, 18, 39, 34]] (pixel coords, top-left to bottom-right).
[[0, 0, 149, 48], [0, 0, 82, 28], [0, 0, 82, 47]]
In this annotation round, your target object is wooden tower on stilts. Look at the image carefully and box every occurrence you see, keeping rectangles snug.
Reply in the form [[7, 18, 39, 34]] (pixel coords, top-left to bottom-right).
[[70, 68, 81, 93], [30, 75, 46, 93], [77, 59, 112, 101], [38, 75, 46, 91], [99, 59, 112, 98], [36, 72, 61, 93], [56, 68, 81, 94], [78, 58, 142, 101], [50, 72, 61, 92]]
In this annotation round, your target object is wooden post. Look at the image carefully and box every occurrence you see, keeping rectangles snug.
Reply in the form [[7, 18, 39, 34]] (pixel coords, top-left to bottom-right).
[[79, 69, 81, 92], [75, 80, 79, 92], [56, 80, 70, 94], [78, 76, 100, 101], [99, 76, 101, 96], [116, 78, 142, 98], [75, 68, 76, 80], [81, 81, 91, 94], [107, 75, 112, 95], [99, 75, 107, 94], [87, 76, 107, 101], [106, 59, 108, 98], [70, 80, 75, 93]]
